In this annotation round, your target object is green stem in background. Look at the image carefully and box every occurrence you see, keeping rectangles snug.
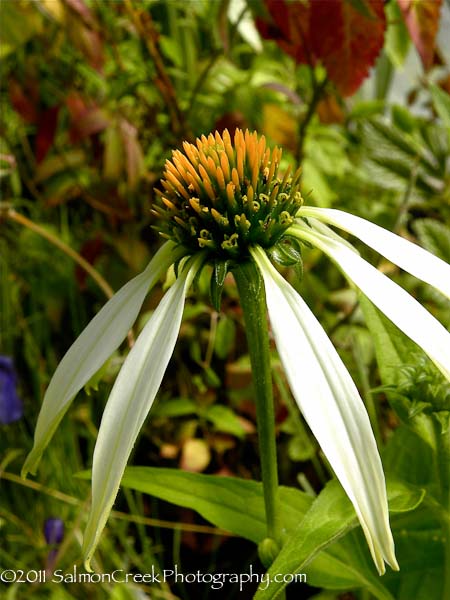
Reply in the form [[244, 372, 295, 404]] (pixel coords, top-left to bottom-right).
[[4, 208, 114, 299], [233, 261, 280, 546], [297, 76, 328, 164]]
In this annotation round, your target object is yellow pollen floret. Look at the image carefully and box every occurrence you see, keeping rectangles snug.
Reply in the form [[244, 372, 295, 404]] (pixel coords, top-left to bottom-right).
[[216, 166, 226, 190], [203, 179, 216, 202], [231, 168, 240, 189], [220, 152, 230, 180]]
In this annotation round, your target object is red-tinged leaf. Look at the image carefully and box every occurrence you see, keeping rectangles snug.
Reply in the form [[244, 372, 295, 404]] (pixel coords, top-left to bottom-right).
[[65, 0, 96, 27], [256, 0, 386, 96], [316, 93, 345, 124], [35, 106, 60, 163], [397, 0, 442, 71], [438, 75, 450, 96], [75, 235, 104, 289], [9, 79, 39, 123], [310, 0, 386, 96], [76, 107, 109, 141], [66, 92, 87, 119], [120, 120, 144, 190], [214, 112, 248, 137], [67, 93, 110, 142], [65, 0, 104, 71], [256, 0, 312, 65], [78, 27, 104, 72]]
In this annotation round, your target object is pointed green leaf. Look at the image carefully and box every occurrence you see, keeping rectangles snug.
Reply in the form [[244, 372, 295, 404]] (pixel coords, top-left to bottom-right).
[[77, 469, 422, 595], [254, 480, 424, 600], [210, 259, 230, 311], [203, 404, 246, 438], [214, 315, 236, 359], [119, 467, 312, 544]]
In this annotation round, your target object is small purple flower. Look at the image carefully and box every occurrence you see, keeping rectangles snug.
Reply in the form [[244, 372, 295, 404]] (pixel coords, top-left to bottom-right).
[[44, 518, 64, 545], [0, 356, 23, 424]]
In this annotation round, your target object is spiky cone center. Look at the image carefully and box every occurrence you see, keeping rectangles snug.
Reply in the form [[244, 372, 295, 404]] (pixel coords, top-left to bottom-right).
[[154, 129, 303, 259]]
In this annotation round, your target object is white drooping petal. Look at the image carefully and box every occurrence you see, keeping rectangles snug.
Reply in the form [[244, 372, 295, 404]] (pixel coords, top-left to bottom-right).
[[251, 246, 398, 575], [22, 241, 182, 478], [299, 207, 450, 300], [293, 224, 450, 382], [82, 256, 202, 570]]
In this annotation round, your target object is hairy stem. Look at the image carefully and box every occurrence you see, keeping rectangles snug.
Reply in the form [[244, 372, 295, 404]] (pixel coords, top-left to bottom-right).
[[233, 261, 280, 544]]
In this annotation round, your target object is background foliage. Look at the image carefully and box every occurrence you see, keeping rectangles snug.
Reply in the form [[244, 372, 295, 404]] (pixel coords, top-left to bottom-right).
[[1, 1, 449, 599]]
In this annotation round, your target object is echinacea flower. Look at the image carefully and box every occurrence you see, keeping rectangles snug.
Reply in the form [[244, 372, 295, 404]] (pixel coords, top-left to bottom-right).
[[22, 129, 450, 575], [0, 356, 23, 425]]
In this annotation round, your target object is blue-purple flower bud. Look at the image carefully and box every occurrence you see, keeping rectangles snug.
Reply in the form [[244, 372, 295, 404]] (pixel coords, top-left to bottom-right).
[[44, 518, 64, 545], [0, 356, 23, 424]]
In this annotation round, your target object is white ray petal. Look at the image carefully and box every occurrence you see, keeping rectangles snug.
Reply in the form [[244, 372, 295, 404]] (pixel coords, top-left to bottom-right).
[[22, 241, 182, 478], [82, 256, 202, 570], [299, 207, 450, 299], [293, 224, 450, 381], [251, 246, 398, 575]]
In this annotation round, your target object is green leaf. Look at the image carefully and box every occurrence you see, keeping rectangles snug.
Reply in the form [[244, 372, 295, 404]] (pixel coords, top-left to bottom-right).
[[0, 1, 43, 58], [119, 467, 312, 544], [84, 354, 116, 396], [359, 293, 417, 388], [350, 100, 386, 119], [359, 294, 442, 450], [393, 569, 443, 600], [210, 259, 230, 311], [306, 534, 397, 599], [152, 397, 197, 418], [82, 467, 423, 595], [287, 434, 316, 462], [214, 315, 236, 359], [392, 105, 416, 134], [413, 219, 450, 263], [429, 84, 450, 132], [254, 480, 424, 600], [384, 0, 410, 67], [203, 366, 222, 388], [268, 237, 303, 268], [203, 404, 246, 438]]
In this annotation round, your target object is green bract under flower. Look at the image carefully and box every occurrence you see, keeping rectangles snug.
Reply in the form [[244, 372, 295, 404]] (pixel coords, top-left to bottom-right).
[[154, 129, 303, 258]]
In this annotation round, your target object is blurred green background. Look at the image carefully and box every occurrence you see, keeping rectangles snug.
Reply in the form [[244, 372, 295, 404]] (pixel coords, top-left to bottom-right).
[[1, 1, 449, 599]]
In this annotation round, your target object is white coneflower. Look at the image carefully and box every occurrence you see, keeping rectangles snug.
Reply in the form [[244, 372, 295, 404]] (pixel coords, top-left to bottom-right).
[[23, 129, 450, 575]]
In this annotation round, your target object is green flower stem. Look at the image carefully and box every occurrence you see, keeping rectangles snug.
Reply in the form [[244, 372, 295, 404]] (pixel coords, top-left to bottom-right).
[[233, 260, 280, 545]]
